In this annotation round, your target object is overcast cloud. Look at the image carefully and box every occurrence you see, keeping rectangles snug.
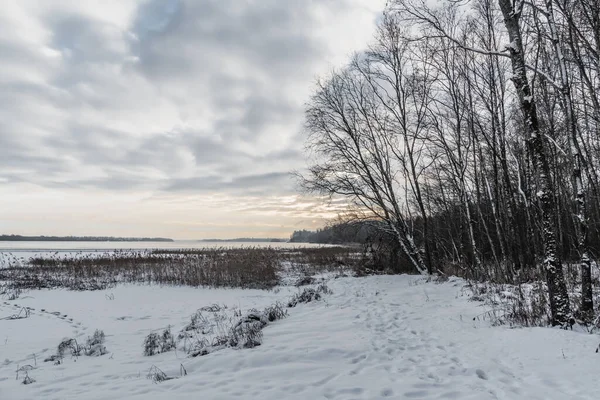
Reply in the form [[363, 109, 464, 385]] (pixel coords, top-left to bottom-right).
[[0, 0, 384, 238]]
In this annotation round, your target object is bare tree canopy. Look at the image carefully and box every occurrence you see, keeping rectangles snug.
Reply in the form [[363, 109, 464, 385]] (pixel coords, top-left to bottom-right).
[[301, 0, 600, 326]]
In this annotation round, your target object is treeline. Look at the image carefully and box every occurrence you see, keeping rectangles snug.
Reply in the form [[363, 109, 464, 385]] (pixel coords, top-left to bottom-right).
[[290, 223, 374, 244], [300, 0, 600, 325], [0, 235, 174, 242]]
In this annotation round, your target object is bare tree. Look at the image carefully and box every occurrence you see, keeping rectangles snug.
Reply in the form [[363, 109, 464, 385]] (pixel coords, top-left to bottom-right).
[[354, 14, 437, 273], [301, 69, 428, 274]]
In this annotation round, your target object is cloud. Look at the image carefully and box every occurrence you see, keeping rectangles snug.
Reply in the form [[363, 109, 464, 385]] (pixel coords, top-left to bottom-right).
[[165, 171, 293, 196], [0, 0, 384, 237]]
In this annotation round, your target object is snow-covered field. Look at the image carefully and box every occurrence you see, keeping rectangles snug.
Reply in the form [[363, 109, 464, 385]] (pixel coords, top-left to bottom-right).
[[1, 275, 599, 400]]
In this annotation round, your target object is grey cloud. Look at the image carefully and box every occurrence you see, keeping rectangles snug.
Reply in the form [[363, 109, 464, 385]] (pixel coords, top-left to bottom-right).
[[132, 0, 325, 80], [166, 172, 294, 196], [0, 0, 379, 197], [50, 17, 122, 64]]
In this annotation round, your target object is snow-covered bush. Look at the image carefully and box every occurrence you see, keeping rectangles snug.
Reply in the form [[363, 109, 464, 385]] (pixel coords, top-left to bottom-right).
[[57, 338, 82, 358], [188, 337, 211, 357], [44, 331, 108, 363], [84, 330, 108, 356], [181, 311, 211, 335], [263, 302, 287, 322], [147, 365, 173, 383], [287, 284, 331, 307], [288, 288, 320, 307], [143, 327, 176, 356], [160, 327, 176, 353], [229, 315, 264, 349], [184, 302, 288, 357], [143, 333, 162, 356], [317, 282, 332, 294]]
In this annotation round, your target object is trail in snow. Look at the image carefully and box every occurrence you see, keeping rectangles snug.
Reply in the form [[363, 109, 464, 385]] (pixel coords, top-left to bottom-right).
[[1, 299, 92, 366], [1, 275, 599, 400]]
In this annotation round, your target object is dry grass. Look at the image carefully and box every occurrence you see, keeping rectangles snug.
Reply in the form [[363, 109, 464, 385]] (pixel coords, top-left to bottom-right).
[[0, 246, 361, 294], [467, 264, 600, 328]]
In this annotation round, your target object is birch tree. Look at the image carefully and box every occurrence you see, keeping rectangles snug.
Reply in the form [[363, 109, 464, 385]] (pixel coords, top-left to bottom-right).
[[301, 69, 429, 275]]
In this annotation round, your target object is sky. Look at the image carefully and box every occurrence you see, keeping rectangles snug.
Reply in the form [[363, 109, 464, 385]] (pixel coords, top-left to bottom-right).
[[0, 0, 385, 240]]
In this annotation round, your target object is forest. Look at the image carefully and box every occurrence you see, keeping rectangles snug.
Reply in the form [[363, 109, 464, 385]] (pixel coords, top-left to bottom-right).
[[299, 0, 600, 326]]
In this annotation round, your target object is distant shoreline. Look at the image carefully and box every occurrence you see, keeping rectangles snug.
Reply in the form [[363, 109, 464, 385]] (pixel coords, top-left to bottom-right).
[[198, 238, 288, 243], [0, 235, 174, 242]]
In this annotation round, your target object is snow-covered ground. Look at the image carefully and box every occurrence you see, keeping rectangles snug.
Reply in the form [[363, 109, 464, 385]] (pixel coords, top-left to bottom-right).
[[1, 275, 599, 400]]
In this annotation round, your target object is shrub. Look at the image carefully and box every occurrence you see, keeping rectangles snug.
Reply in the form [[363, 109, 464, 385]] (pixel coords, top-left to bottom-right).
[[229, 318, 264, 349], [147, 365, 174, 383], [287, 288, 320, 307], [160, 327, 176, 353], [143, 333, 161, 356], [317, 282, 332, 294], [85, 330, 108, 356], [44, 332, 108, 363], [188, 337, 211, 357], [263, 302, 288, 322], [143, 327, 176, 356], [186, 302, 289, 357], [57, 338, 81, 358], [287, 284, 331, 307], [86, 329, 105, 346], [182, 311, 211, 335]]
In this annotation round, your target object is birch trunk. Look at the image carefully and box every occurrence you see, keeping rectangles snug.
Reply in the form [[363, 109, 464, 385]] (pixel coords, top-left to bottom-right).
[[497, 0, 571, 325], [544, 0, 593, 319]]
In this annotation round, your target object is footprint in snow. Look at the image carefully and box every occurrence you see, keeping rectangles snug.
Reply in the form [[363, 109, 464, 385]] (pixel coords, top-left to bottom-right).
[[350, 354, 367, 364], [475, 369, 488, 380], [404, 390, 430, 398]]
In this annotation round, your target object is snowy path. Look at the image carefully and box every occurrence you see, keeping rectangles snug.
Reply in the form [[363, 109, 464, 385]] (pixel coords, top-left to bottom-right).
[[1, 275, 599, 399]]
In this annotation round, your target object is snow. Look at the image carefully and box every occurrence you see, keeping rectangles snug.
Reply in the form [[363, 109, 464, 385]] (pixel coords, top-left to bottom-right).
[[2, 275, 599, 399], [505, 41, 518, 52]]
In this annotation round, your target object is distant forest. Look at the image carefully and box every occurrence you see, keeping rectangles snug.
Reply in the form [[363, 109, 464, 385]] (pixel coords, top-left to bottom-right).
[[289, 222, 381, 244], [0, 235, 174, 242]]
